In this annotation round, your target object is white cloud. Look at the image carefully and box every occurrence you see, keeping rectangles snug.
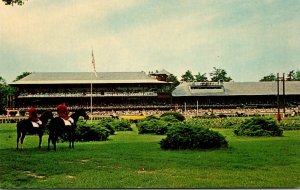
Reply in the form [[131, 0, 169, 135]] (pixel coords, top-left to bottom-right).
[[0, 0, 140, 55]]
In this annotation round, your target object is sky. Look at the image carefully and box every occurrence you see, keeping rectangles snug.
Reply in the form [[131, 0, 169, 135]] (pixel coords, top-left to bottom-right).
[[0, 0, 299, 83]]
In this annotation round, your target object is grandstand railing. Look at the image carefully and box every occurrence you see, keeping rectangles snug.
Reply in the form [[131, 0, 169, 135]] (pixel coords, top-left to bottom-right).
[[18, 91, 158, 98]]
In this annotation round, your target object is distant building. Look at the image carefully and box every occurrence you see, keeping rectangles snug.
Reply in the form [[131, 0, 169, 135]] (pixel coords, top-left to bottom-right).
[[172, 81, 300, 108]]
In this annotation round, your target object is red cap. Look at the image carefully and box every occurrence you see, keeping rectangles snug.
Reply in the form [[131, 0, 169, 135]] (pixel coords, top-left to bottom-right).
[[28, 107, 37, 114], [57, 103, 69, 119]]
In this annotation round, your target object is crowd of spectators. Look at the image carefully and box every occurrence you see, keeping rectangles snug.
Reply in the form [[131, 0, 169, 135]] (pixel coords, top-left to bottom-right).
[[18, 87, 159, 98], [2, 104, 299, 118]]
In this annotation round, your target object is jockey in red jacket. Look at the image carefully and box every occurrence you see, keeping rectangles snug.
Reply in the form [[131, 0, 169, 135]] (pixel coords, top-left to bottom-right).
[[28, 107, 42, 127], [57, 103, 69, 120], [57, 103, 74, 125]]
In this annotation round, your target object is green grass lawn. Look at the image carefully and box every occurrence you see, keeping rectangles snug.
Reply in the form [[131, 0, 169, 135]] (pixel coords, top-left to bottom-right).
[[0, 123, 299, 188]]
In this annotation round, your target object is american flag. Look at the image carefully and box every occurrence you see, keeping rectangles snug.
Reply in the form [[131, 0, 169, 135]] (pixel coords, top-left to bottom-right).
[[92, 50, 97, 77]]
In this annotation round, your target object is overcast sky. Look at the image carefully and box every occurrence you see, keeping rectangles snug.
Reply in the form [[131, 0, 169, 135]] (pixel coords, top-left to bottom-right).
[[0, 0, 299, 83]]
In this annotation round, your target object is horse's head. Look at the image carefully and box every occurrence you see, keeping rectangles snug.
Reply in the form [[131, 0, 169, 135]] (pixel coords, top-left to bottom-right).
[[76, 108, 89, 120], [40, 110, 54, 121]]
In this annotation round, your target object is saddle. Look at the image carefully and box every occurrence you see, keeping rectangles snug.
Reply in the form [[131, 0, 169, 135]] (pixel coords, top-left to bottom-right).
[[61, 117, 74, 126], [31, 120, 42, 128]]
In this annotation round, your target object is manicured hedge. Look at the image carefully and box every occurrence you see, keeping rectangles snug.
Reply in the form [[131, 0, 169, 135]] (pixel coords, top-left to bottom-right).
[[109, 119, 132, 131], [280, 119, 300, 130], [160, 112, 185, 121], [137, 119, 169, 135], [60, 118, 132, 142], [234, 117, 283, 136], [186, 118, 243, 129], [160, 122, 228, 150], [137, 114, 180, 135], [75, 122, 110, 141]]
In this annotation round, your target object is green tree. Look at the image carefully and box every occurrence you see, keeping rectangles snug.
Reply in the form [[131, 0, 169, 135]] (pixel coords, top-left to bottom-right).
[[0, 77, 7, 108], [166, 74, 180, 91], [14, 72, 31, 82], [194, 72, 208, 82], [210, 67, 232, 82], [259, 73, 276, 81], [0, 76, 15, 109], [181, 70, 195, 82], [2, 0, 25, 5], [288, 70, 300, 81], [293, 70, 300, 81]]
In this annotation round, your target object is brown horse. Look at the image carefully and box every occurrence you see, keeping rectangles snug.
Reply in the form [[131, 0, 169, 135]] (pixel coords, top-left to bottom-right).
[[16, 110, 53, 150], [47, 109, 89, 151]]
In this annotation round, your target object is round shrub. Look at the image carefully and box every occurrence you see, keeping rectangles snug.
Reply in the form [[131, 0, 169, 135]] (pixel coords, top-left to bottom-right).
[[143, 115, 159, 121], [137, 119, 168, 135], [109, 119, 132, 131], [97, 119, 115, 135], [137, 113, 181, 135], [234, 117, 283, 136], [58, 120, 110, 142], [75, 124, 110, 141], [160, 112, 185, 121], [160, 115, 181, 123], [160, 123, 228, 150]]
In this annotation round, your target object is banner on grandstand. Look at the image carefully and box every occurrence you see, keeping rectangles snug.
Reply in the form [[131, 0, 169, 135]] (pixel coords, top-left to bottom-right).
[[92, 50, 97, 77]]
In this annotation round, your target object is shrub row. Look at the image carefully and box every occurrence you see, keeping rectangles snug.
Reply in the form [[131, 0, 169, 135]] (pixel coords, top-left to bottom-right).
[[279, 120, 300, 130], [60, 118, 132, 142], [186, 117, 245, 129]]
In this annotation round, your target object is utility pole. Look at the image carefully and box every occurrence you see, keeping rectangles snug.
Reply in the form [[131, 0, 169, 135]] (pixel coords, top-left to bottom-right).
[[282, 73, 286, 117], [276, 73, 286, 122], [276, 73, 281, 122]]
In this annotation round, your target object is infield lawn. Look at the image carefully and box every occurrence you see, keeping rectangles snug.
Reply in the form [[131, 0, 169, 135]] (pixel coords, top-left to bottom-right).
[[0, 123, 299, 188]]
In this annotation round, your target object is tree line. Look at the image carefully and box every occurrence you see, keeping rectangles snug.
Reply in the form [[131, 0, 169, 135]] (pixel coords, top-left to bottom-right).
[[2, 0, 25, 6], [259, 70, 300, 81]]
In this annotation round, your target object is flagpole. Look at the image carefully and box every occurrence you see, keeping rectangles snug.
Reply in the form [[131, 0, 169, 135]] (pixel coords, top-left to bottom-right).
[[90, 59, 93, 121], [90, 49, 97, 122]]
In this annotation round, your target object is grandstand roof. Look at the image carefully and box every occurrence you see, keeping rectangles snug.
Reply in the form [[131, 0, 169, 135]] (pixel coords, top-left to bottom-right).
[[172, 81, 300, 96], [155, 69, 171, 75], [11, 72, 170, 85]]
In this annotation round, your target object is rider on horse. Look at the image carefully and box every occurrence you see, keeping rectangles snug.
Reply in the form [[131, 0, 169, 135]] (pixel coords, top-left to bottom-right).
[[57, 103, 74, 125], [28, 107, 42, 127]]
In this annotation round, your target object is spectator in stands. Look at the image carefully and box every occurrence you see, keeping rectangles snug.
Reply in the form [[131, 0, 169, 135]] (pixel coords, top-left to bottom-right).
[[57, 103, 74, 125], [28, 107, 42, 127]]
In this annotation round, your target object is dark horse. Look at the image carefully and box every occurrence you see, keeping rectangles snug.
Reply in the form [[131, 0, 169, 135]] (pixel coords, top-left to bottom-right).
[[16, 110, 54, 150], [47, 109, 89, 151]]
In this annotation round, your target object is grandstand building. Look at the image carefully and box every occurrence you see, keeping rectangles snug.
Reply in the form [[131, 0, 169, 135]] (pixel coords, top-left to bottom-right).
[[10, 71, 172, 110], [9, 71, 300, 112], [172, 81, 300, 109]]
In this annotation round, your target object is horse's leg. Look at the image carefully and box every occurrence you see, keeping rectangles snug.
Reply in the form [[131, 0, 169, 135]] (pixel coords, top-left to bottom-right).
[[48, 131, 57, 151], [20, 132, 26, 150], [72, 137, 74, 149], [68, 131, 72, 149], [16, 129, 21, 151], [38, 131, 43, 149], [48, 131, 52, 151], [72, 131, 75, 149], [53, 134, 57, 151]]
